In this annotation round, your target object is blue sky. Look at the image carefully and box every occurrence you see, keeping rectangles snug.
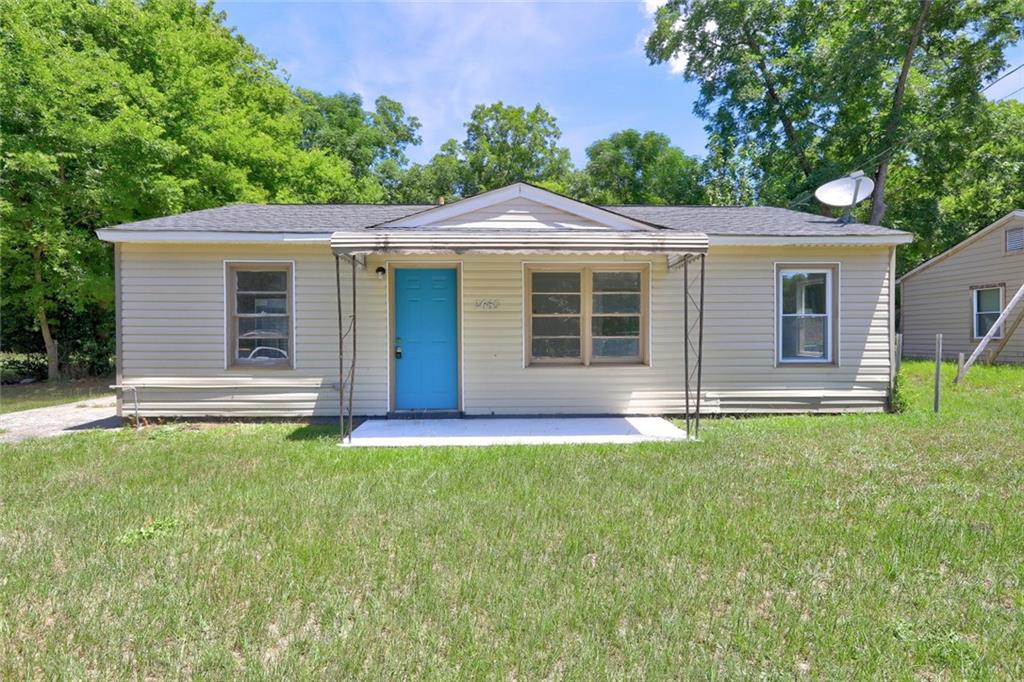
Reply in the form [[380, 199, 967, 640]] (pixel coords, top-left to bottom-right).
[[216, 1, 1024, 167]]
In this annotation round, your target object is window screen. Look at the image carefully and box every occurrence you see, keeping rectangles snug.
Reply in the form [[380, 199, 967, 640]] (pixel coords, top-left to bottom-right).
[[230, 266, 292, 367]]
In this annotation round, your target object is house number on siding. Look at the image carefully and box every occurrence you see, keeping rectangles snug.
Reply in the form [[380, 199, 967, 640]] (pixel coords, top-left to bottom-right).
[[475, 298, 500, 310]]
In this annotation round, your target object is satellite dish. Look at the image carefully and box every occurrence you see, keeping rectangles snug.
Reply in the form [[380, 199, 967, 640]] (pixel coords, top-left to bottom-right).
[[814, 171, 874, 223]]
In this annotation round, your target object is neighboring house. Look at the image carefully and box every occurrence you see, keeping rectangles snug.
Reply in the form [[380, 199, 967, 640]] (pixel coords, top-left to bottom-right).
[[899, 210, 1024, 364], [96, 183, 912, 418]]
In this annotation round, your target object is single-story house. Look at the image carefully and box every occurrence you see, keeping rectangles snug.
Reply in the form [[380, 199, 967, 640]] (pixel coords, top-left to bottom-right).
[[899, 210, 1024, 364], [96, 182, 912, 420]]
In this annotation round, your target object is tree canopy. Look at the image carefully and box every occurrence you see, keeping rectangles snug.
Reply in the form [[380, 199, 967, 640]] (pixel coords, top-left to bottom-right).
[[2, 0, 1022, 376], [646, 0, 1023, 229], [0, 0, 382, 377], [574, 130, 704, 205]]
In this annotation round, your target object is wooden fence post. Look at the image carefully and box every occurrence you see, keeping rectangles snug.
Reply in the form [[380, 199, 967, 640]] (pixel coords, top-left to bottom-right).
[[933, 333, 942, 414]]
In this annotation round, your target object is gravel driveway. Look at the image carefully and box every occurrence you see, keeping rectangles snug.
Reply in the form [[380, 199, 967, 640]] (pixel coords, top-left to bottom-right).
[[0, 398, 121, 444]]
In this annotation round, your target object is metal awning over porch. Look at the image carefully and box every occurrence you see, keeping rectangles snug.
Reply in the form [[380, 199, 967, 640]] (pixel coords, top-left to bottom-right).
[[328, 228, 709, 446], [329, 229, 709, 257]]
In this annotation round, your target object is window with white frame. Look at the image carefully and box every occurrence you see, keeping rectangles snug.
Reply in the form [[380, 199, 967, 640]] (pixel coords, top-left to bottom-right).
[[972, 287, 1003, 339], [1007, 226, 1023, 254], [527, 266, 647, 366], [228, 263, 293, 368], [777, 266, 836, 364]]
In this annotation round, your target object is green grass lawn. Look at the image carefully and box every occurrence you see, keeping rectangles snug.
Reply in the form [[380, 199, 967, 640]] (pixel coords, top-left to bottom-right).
[[1, 361, 1022, 678], [0, 376, 113, 414]]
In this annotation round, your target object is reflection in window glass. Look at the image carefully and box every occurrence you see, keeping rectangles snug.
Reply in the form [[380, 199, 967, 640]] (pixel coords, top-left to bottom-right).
[[779, 269, 832, 362], [528, 268, 646, 364], [232, 266, 291, 366], [531, 272, 582, 361], [974, 288, 1003, 339]]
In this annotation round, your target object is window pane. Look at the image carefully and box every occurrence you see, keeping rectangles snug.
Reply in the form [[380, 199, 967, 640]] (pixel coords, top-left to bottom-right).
[[593, 271, 641, 292], [237, 293, 288, 315], [781, 272, 827, 315], [592, 293, 640, 314], [781, 316, 829, 361], [238, 317, 288, 337], [976, 288, 1001, 313], [976, 312, 1001, 337], [593, 338, 640, 358], [532, 293, 581, 315], [532, 316, 580, 336], [236, 271, 287, 292], [592, 315, 640, 336], [237, 337, 289, 362], [532, 272, 580, 293], [532, 338, 580, 359]]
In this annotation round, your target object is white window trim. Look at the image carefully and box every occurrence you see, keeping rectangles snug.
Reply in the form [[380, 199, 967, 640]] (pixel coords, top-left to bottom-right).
[[223, 260, 297, 370], [775, 265, 838, 366], [972, 286, 1004, 340]]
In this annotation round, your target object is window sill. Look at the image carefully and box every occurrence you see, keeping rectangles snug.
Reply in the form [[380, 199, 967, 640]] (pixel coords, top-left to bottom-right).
[[525, 362, 651, 369], [775, 360, 838, 368], [228, 364, 295, 372]]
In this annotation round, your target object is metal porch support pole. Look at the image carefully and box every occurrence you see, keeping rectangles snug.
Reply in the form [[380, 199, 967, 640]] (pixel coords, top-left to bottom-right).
[[348, 258, 357, 444], [683, 257, 690, 436], [335, 254, 345, 442], [695, 253, 706, 439]]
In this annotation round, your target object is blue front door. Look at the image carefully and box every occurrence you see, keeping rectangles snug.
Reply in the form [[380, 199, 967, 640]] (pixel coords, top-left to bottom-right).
[[394, 268, 458, 410]]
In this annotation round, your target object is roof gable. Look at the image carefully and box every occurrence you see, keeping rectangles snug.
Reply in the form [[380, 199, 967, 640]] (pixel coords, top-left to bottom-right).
[[378, 183, 658, 232], [898, 210, 1024, 283]]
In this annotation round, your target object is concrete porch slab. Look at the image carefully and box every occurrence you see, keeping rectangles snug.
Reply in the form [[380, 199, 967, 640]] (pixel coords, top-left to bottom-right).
[[343, 416, 688, 447]]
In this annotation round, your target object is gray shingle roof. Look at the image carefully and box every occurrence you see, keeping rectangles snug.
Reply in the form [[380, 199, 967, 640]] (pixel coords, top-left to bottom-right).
[[101, 202, 908, 237]]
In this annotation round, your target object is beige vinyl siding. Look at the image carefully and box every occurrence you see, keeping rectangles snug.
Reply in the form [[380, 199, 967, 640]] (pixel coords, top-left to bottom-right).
[[901, 220, 1024, 363], [119, 243, 893, 416], [421, 197, 618, 230]]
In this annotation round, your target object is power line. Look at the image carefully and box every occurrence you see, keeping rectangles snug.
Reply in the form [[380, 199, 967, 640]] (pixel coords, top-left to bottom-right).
[[981, 63, 1023, 92], [995, 83, 1024, 102]]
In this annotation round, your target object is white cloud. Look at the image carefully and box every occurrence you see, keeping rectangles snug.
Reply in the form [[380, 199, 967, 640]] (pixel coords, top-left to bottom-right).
[[315, 2, 608, 160], [638, 4, 716, 77], [643, 0, 668, 16], [668, 52, 688, 74]]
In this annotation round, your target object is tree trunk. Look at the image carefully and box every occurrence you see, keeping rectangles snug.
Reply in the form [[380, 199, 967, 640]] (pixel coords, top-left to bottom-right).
[[869, 0, 932, 225], [746, 39, 814, 181], [32, 244, 60, 381]]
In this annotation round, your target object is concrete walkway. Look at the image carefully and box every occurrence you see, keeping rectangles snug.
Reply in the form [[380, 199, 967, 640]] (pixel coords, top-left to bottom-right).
[[344, 416, 688, 447], [0, 398, 121, 444]]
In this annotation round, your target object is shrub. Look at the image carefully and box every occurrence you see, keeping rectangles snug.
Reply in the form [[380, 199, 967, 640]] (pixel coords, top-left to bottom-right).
[[889, 368, 909, 413], [0, 353, 48, 384]]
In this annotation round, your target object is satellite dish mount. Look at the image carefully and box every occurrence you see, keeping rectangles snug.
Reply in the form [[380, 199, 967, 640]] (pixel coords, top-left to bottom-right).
[[814, 170, 875, 224]]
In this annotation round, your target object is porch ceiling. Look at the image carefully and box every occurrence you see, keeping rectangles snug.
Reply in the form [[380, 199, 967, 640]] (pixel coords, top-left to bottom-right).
[[329, 229, 709, 256]]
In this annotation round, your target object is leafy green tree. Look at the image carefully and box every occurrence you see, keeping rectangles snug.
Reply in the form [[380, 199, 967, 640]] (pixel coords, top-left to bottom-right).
[[884, 99, 1024, 270], [389, 140, 467, 204], [0, 0, 374, 378], [576, 129, 703, 204], [461, 102, 572, 194], [296, 90, 421, 181], [646, 0, 1023, 223], [392, 102, 573, 202]]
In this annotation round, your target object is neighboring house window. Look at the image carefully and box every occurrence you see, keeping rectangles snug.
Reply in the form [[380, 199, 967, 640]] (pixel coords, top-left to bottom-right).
[[1007, 226, 1024, 253], [777, 266, 836, 364], [972, 286, 1003, 339], [526, 266, 647, 366], [228, 263, 293, 368]]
